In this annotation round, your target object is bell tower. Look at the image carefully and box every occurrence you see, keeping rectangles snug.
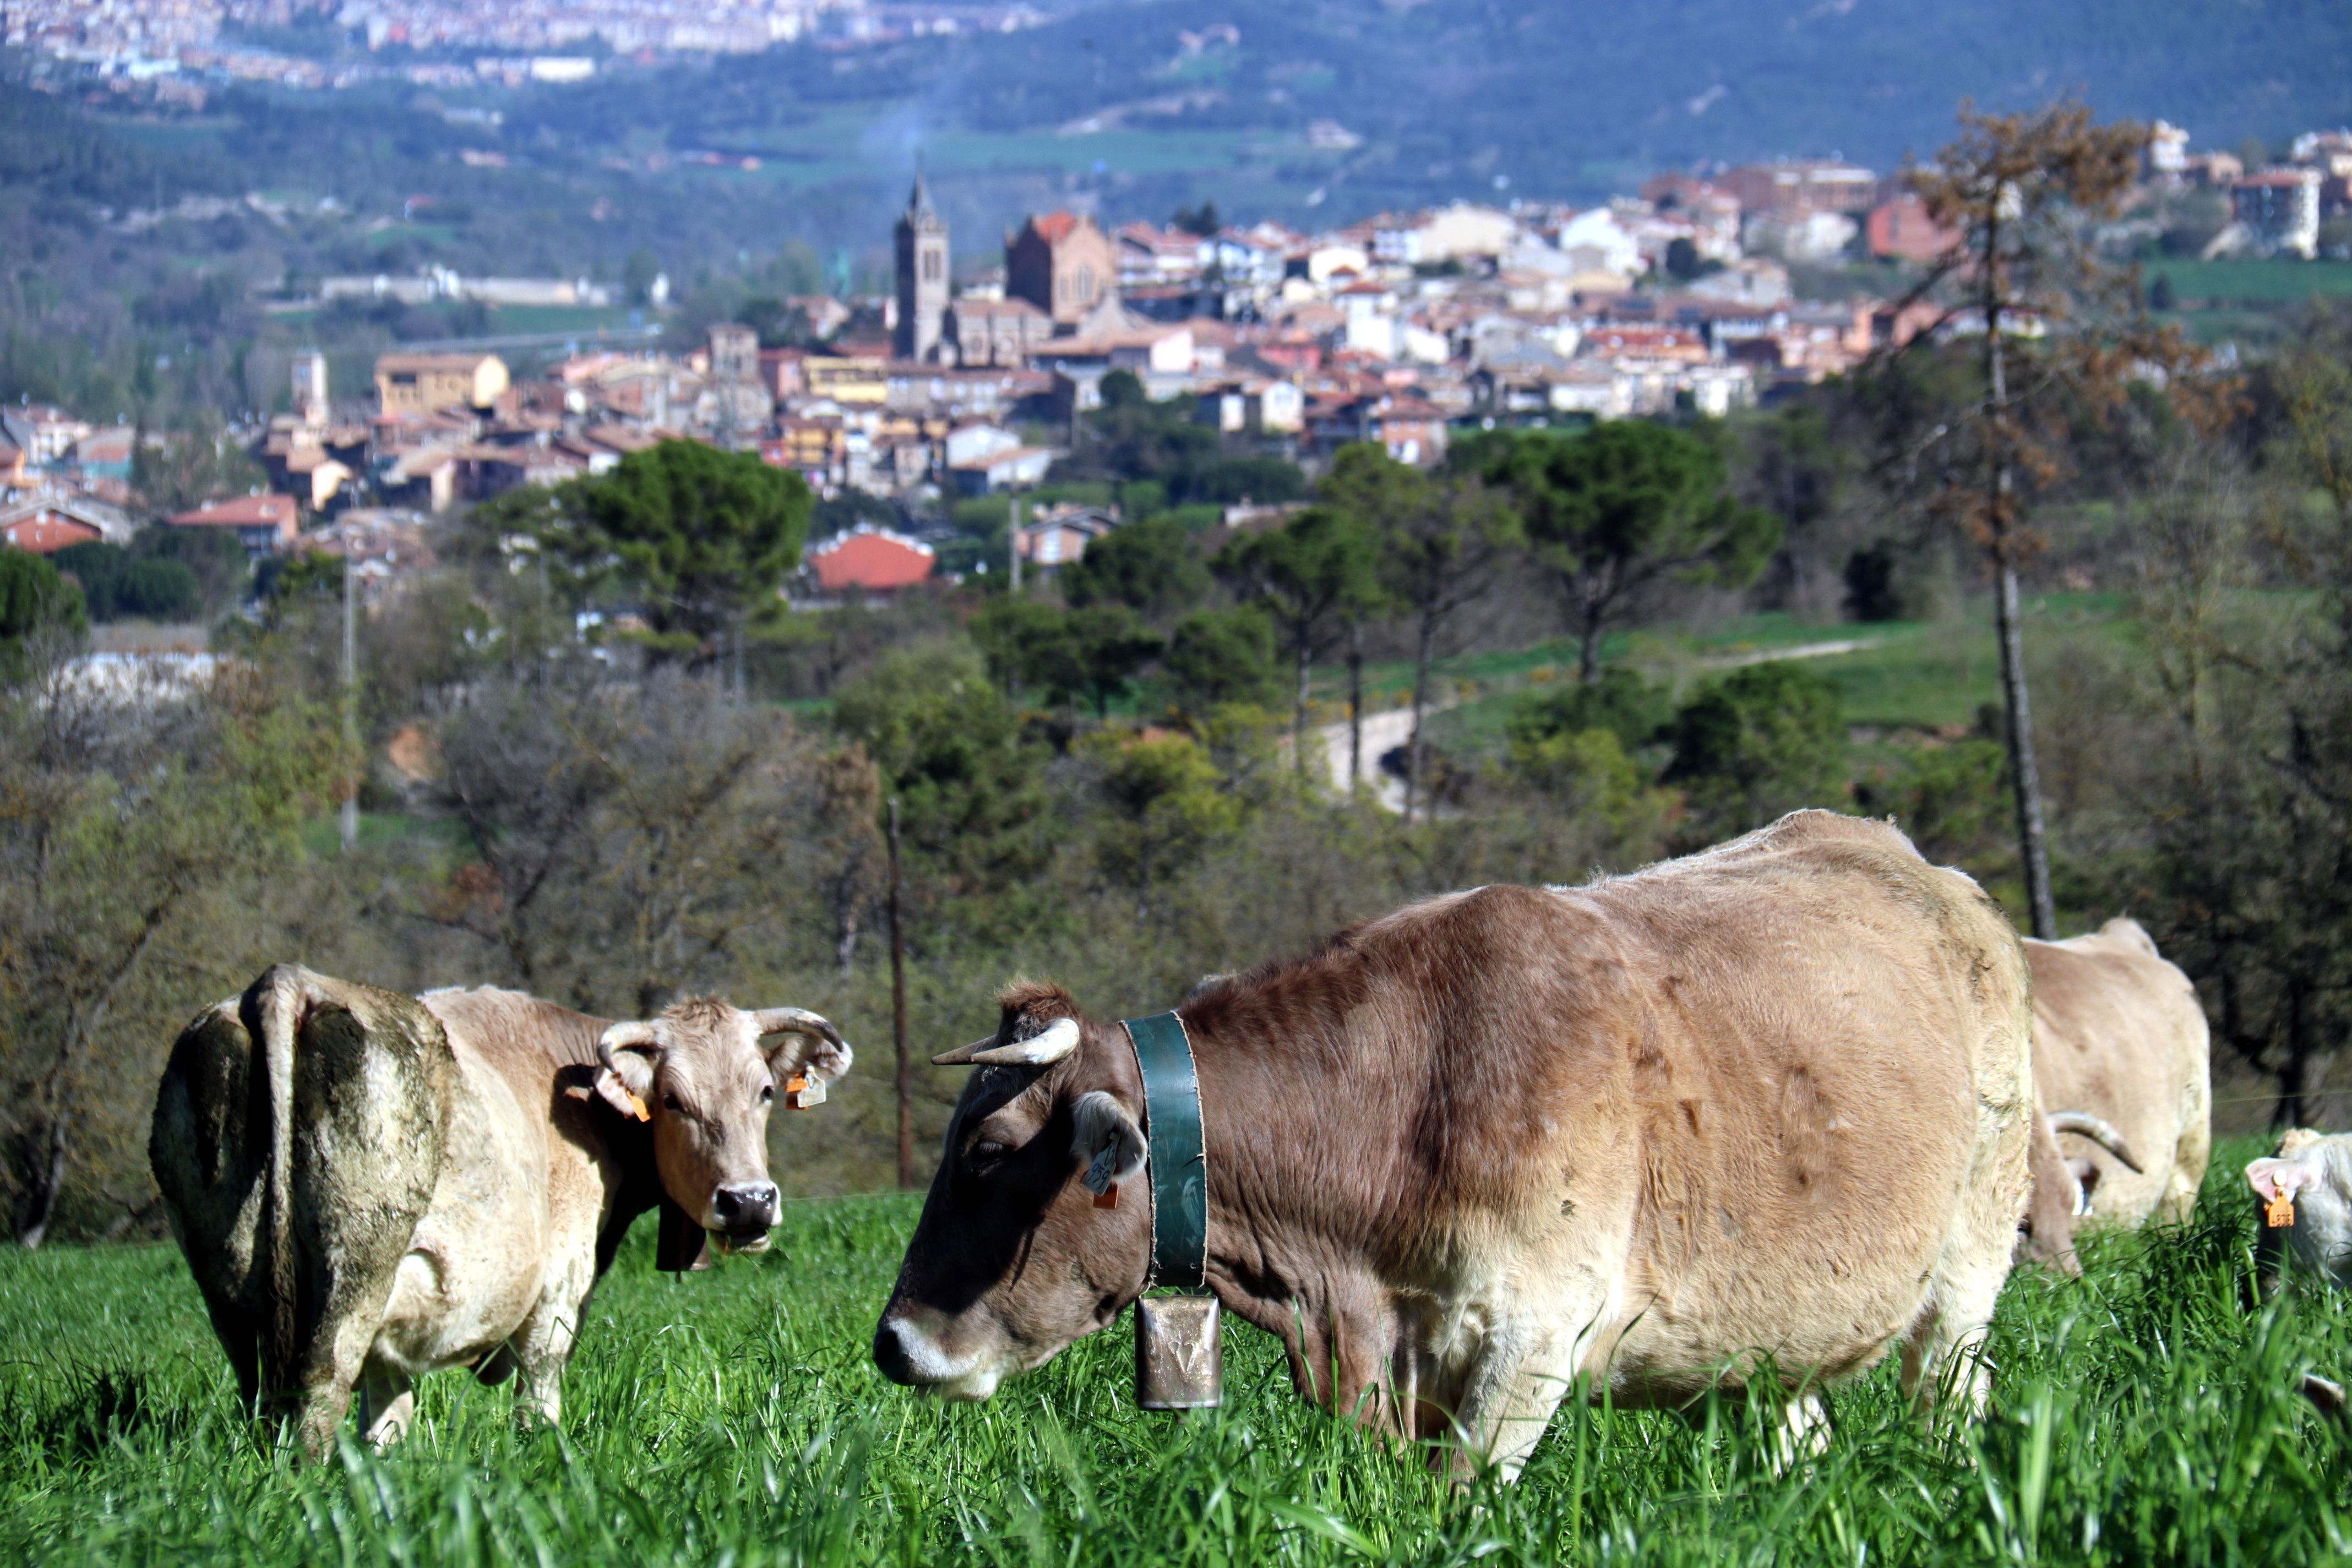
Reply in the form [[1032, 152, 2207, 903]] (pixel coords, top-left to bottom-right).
[[894, 161, 950, 362]]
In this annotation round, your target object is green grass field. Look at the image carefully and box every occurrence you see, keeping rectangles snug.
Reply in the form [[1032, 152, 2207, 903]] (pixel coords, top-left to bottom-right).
[[2143, 258, 2352, 306], [1406, 594, 2137, 762], [6, 1142, 2351, 1564]]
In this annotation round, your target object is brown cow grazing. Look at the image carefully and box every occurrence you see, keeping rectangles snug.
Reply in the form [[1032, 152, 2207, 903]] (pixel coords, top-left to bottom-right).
[[873, 812, 2033, 1478], [2016, 921, 2212, 1268], [150, 965, 848, 1458]]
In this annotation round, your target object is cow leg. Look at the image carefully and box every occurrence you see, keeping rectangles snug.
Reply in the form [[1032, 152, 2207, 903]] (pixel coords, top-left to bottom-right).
[[356, 1364, 416, 1449], [509, 1278, 592, 1429], [1443, 1319, 1584, 1483], [198, 1297, 263, 1416], [291, 1301, 385, 1459], [1771, 1390, 1832, 1472], [1897, 1271, 2001, 1422]]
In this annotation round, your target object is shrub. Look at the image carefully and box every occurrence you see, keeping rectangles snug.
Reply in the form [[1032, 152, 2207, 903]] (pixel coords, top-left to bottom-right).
[[1162, 607, 1278, 713], [1663, 660, 1848, 840], [1504, 666, 1672, 758]]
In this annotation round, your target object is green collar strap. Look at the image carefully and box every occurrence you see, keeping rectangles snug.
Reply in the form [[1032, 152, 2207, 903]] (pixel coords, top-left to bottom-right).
[[1120, 1012, 1207, 1291]]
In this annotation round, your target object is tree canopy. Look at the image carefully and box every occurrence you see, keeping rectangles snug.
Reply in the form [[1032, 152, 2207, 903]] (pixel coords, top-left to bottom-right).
[[530, 439, 814, 646], [1478, 421, 1781, 683]]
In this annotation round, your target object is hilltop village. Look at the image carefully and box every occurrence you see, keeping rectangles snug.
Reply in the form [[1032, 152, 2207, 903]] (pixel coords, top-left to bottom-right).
[[7, 119, 2349, 596]]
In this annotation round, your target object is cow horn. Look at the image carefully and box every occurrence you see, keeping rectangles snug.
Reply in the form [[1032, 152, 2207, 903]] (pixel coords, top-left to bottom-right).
[[2048, 1111, 2144, 1174], [598, 1020, 660, 1065], [751, 1007, 843, 1049], [932, 1016, 1082, 1068]]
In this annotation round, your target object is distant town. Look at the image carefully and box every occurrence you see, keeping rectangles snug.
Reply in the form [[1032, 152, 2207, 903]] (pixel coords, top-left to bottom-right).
[[6, 0, 1039, 94], [7, 117, 2351, 598]]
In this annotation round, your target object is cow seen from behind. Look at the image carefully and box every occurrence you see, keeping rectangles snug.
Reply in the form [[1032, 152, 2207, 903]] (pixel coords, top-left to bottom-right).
[[149, 965, 850, 1457]]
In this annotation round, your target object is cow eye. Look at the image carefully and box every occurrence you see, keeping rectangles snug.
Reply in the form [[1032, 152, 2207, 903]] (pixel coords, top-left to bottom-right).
[[971, 1138, 1011, 1164], [759, 1083, 775, 1103], [662, 1092, 682, 1113]]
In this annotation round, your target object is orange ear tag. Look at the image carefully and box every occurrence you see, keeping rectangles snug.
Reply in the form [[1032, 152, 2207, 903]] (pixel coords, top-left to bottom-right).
[[784, 1075, 824, 1110], [627, 1092, 651, 1123], [2268, 1190, 2297, 1228], [1093, 1183, 1120, 1211]]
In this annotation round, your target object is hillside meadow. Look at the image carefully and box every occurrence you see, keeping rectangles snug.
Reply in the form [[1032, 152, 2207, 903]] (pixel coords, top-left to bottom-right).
[[3, 1139, 2350, 1565]]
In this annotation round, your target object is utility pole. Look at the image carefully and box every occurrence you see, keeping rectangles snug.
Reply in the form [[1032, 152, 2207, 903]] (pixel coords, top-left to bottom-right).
[[888, 797, 914, 1189], [339, 546, 358, 853], [1008, 494, 1022, 593]]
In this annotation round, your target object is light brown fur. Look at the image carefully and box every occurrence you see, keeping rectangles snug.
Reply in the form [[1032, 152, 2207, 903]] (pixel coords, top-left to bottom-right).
[[876, 812, 2033, 1478], [151, 968, 846, 1457], [2025, 921, 2212, 1240]]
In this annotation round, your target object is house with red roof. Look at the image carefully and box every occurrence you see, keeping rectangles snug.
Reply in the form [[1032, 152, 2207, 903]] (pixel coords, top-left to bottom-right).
[[169, 493, 301, 556], [806, 525, 935, 596], [1, 491, 137, 553], [1006, 211, 1118, 325]]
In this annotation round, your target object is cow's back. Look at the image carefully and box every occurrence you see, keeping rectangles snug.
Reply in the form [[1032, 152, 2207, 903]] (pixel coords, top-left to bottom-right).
[[1527, 812, 2030, 1397], [151, 1000, 271, 1391], [2029, 919, 2212, 1228], [150, 968, 455, 1435]]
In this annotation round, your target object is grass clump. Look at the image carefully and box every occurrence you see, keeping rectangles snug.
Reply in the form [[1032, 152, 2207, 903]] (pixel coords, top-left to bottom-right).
[[3, 1142, 2349, 1564]]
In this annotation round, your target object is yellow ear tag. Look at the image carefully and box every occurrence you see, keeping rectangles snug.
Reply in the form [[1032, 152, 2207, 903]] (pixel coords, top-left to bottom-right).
[[2267, 1190, 2297, 1228], [784, 1075, 824, 1110], [627, 1092, 651, 1123]]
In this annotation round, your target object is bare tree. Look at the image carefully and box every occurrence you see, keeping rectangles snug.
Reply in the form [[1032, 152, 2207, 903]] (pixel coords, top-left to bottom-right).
[[1894, 101, 2208, 938], [0, 654, 341, 1245]]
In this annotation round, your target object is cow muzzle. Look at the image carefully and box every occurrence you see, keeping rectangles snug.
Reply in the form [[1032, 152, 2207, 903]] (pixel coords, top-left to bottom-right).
[[708, 1180, 777, 1246], [872, 1312, 1005, 1401]]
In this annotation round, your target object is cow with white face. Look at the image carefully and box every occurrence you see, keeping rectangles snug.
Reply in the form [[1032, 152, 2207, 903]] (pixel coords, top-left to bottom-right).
[[150, 967, 850, 1458], [874, 812, 2035, 1478], [2248, 1129, 2352, 1290]]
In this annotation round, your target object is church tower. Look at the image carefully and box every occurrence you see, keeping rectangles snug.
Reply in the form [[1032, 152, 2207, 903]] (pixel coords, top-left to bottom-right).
[[893, 163, 950, 362]]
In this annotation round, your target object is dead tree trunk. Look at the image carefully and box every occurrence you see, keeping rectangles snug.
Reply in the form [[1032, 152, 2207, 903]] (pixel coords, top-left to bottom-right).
[[1981, 214, 2058, 941]]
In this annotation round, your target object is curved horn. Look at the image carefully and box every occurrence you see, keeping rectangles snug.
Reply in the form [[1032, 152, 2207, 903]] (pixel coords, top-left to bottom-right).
[[932, 1016, 1082, 1068], [752, 1007, 844, 1049], [597, 1019, 659, 1066], [2048, 1111, 2144, 1174]]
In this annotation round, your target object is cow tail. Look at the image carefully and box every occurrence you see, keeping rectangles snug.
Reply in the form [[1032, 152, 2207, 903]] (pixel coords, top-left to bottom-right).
[[249, 964, 311, 1404]]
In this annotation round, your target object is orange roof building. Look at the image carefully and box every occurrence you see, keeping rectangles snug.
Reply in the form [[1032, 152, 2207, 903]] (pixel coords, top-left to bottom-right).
[[170, 493, 301, 554], [807, 525, 935, 594]]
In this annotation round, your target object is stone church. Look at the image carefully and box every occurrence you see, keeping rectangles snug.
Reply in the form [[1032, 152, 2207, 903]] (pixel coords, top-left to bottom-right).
[[893, 168, 950, 362]]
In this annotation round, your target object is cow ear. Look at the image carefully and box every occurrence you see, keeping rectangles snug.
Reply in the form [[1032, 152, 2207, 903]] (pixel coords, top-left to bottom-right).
[[2249, 1152, 2327, 1204], [1072, 1090, 1148, 1194], [597, 1020, 660, 1119], [754, 1007, 852, 1085]]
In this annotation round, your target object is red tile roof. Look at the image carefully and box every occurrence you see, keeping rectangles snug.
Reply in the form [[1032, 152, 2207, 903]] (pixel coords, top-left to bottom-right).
[[2, 513, 104, 553], [1030, 211, 1080, 244], [808, 527, 935, 592], [171, 493, 300, 530]]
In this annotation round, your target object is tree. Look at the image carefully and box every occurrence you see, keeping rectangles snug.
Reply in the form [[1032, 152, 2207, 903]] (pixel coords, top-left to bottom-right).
[[0, 662, 340, 1245], [1162, 607, 1278, 714], [832, 643, 1049, 886], [1172, 200, 1220, 238], [1662, 660, 1848, 843], [1076, 728, 1238, 914], [1900, 100, 2203, 939], [1479, 421, 1780, 686], [972, 601, 1161, 718], [1505, 666, 1673, 759], [535, 440, 813, 656], [1321, 442, 1518, 819], [1060, 516, 1210, 623], [1214, 508, 1384, 782], [0, 551, 86, 677]]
